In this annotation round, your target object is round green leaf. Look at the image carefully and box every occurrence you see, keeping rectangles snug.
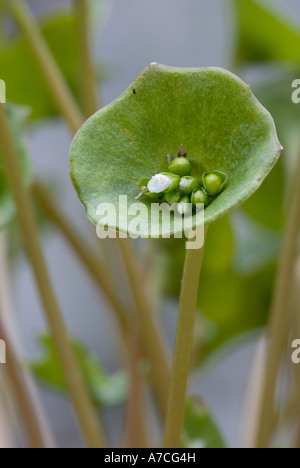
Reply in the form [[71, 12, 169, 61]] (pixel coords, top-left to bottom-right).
[[0, 104, 32, 229], [182, 398, 226, 449], [70, 63, 282, 238]]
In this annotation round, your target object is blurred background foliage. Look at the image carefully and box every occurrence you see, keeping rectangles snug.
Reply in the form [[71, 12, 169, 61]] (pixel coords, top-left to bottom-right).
[[0, 0, 299, 447], [0, 13, 81, 119], [151, 0, 299, 365], [0, 104, 32, 227]]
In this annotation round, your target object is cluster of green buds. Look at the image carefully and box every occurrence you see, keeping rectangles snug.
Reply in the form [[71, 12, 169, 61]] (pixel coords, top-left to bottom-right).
[[136, 145, 228, 216]]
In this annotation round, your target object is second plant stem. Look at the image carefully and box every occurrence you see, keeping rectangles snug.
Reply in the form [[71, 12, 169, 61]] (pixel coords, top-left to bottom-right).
[[117, 239, 171, 418], [8, 0, 171, 421], [255, 152, 300, 448], [7, 0, 84, 134], [163, 230, 207, 448], [74, 0, 100, 116], [0, 105, 106, 448]]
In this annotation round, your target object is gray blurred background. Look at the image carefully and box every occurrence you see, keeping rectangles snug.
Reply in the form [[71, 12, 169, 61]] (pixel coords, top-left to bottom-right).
[[6, 0, 300, 448]]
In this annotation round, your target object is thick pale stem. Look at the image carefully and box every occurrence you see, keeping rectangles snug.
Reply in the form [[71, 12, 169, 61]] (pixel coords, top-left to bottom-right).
[[0, 105, 106, 448], [255, 154, 300, 448], [117, 239, 171, 419], [74, 0, 100, 116], [7, 0, 84, 134], [163, 230, 207, 448]]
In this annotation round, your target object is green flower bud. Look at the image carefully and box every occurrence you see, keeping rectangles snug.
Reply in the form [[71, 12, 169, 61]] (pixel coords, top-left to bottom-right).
[[191, 189, 209, 208], [179, 176, 200, 195], [163, 188, 182, 205], [144, 191, 161, 200], [202, 170, 228, 197], [169, 156, 191, 177], [168, 145, 191, 177], [177, 195, 192, 216]]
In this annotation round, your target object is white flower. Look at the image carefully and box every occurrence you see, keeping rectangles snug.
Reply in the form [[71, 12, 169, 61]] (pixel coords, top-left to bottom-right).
[[147, 174, 171, 193], [179, 178, 189, 191]]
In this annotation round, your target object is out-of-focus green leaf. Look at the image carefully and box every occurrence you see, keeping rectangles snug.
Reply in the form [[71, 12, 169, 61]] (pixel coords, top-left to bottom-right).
[[152, 216, 234, 298], [0, 13, 79, 119], [31, 335, 128, 409], [236, 73, 296, 229], [232, 211, 281, 274], [254, 71, 300, 141], [241, 156, 285, 230], [234, 0, 300, 65], [252, 73, 300, 179], [182, 398, 226, 448], [8, 180, 62, 260], [202, 217, 233, 274], [0, 104, 32, 229], [197, 263, 275, 360]]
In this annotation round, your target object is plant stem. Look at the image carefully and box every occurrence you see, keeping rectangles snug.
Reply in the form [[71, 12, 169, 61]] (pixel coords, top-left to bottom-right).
[[0, 105, 106, 448], [163, 230, 207, 448], [74, 0, 100, 116], [0, 323, 44, 448], [6, 0, 84, 134], [7, 0, 171, 424], [32, 181, 127, 332], [289, 258, 300, 448], [0, 232, 55, 448], [35, 177, 158, 443], [122, 324, 148, 448], [118, 239, 171, 419], [255, 154, 300, 448]]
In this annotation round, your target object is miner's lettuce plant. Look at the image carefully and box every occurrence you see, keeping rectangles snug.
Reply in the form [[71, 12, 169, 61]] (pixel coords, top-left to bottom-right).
[[70, 62, 282, 446], [0, 0, 300, 450]]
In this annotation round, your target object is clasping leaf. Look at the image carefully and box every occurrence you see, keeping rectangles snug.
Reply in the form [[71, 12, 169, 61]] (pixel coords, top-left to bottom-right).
[[70, 63, 282, 238]]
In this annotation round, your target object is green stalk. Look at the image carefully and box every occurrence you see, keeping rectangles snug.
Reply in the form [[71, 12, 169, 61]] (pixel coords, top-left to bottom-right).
[[0, 105, 106, 448], [7, 0, 171, 423], [0, 323, 45, 448], [33, 153, 167, 431], [73, 0, 159, 441], [122, 324, 148, 448], [118, 239, 171, 419], [255, 154, 300, 448], [74, 0, 100, 116], [0, 231, 54, 447], [289, 260, 300, 448], [163, 230, 207, 448], [32, 181, 127, 332], [6, 0, 84, 134]]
